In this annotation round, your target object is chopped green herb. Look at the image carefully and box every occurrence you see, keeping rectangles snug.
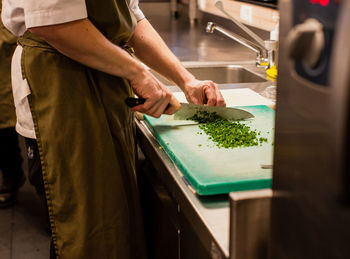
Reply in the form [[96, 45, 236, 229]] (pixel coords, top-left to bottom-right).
[[188, 111, 268, 149]]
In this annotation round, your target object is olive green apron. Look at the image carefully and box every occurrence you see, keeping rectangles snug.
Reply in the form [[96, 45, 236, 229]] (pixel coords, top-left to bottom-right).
[[18, 0, 147, 258], [0, 3, 17, 129]]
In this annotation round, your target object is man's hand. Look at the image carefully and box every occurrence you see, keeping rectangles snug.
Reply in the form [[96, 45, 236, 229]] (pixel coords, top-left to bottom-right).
[[129, 69, 181, 118], [183, 79, 226, 106]]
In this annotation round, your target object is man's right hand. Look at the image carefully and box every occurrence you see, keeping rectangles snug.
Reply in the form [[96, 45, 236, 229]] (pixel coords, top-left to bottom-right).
[[129, 69, 181, 118]]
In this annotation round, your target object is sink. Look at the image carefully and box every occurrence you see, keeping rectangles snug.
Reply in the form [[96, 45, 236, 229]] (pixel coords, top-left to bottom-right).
[[151, 65, 267, 86]]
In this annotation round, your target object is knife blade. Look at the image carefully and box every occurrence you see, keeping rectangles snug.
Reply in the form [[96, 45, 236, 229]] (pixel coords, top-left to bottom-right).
[[173, 102, 254, 120], [125, 97, 254, 121]]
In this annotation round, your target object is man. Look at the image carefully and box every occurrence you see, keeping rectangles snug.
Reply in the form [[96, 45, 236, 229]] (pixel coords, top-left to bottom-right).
[[2, 0, 226, 258], [0, 2, 24, 208]]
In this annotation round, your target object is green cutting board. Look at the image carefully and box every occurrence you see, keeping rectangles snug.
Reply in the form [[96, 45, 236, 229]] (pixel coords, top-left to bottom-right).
[[144, 105, 274, 195]]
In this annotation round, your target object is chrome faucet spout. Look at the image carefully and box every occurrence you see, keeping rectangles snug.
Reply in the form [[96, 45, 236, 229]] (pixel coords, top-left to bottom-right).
[[206, 22, 278, 68], [206, 22, 263, 56]]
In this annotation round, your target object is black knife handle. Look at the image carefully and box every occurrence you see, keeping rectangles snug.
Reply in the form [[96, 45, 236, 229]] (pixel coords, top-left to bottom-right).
[[125, 97, 171, 110], [125, 97, 146, 107]]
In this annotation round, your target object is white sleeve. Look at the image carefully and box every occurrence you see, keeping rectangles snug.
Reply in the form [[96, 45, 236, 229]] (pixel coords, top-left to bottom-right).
[[1, 0, 26, 36], [129, 0, 145, 21], [24, 0, 88, 28]]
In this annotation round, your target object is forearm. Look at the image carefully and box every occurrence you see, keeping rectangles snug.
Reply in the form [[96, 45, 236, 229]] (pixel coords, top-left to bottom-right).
[[128, 19, 195, 91], [29, 18, 145, 81], [29, 18, 182, 117]]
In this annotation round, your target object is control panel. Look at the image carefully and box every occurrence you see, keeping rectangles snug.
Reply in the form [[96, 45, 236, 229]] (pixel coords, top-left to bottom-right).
[[287, 0, 340, 86]]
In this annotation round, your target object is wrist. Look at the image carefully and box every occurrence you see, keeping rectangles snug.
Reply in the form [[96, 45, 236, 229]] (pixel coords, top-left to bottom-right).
[[125, 61, 148, 82], [181, 77, 199, 95], [175, 73, 196, 92]]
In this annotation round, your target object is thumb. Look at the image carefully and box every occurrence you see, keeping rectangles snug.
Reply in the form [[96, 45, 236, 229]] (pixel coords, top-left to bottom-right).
[[164, 95, 181, 115]]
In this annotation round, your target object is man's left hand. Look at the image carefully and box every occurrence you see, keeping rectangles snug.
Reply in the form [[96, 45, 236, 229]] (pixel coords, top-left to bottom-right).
[[183, 79, 226, 106]]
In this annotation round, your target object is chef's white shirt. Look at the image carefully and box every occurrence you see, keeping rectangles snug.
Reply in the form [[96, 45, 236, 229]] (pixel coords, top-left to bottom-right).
[[1, 0, 144, 139]]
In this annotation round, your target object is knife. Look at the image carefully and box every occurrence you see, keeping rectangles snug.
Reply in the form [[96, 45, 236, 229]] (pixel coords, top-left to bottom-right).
[[125, 97, 254, 120]]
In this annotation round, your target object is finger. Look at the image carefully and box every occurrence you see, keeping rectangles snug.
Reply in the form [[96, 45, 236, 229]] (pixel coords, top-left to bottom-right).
[[132, 97, 167, 118], [130, 100, 153, 113], [130, 86, 169, 114], [145, 101, 165, 118], [204, 83, 217, 106], [152, 95, 175, 118], [142, 90, 173, 118], [164, 95, 181, 115], [215, 85, 226, 107]]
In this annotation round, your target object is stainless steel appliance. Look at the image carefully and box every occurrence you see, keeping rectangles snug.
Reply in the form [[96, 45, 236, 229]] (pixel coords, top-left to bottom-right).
[[236, 0, 278, 10], [271, 0, 350, 258]]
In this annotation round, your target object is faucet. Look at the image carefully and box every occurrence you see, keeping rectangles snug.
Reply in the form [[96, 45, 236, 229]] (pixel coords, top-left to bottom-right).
[[206, 1, 278, 69]]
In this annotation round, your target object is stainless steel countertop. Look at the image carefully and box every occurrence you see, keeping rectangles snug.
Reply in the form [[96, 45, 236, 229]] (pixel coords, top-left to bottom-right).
[[137, 3, 276, 258]]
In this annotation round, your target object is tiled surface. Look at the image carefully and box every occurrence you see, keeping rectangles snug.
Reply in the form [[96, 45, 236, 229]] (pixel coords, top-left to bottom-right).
[[0, 137, 50, 259], [0, 207, 11, 258], [0, 182, 50, 259], [11, 181, 50, 259], [0, 178, 50, 259], [0, 181, 51, 259]]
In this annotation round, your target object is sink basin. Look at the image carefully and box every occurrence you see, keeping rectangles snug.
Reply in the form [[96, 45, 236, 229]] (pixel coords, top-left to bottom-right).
[[151, 65, 267, 86]]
